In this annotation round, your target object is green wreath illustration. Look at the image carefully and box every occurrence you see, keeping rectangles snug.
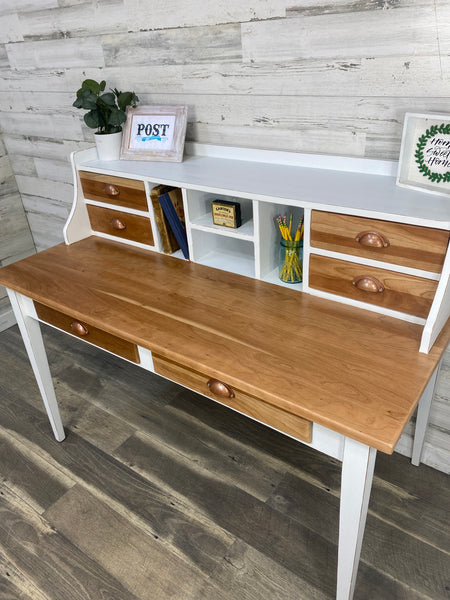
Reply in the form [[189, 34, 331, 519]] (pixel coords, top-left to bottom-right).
[[415, 123, 450, 183]]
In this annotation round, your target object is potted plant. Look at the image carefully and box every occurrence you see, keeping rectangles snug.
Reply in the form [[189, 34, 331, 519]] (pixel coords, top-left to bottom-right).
[[73, 79, 139, 160]]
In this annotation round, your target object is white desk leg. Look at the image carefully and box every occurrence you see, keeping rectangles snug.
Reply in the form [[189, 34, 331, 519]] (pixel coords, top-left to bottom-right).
[[7, 289, 65, 442], [337, 437, 377, 600], [411, 362, 441, 466]]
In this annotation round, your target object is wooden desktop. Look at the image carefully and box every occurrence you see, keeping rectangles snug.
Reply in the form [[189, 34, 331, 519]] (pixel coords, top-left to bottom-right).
[[1, 143, 449, 600]]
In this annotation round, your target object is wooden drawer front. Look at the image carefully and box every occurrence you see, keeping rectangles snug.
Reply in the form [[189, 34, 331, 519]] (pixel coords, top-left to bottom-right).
[[153, 354, 312, 443], [310, 211, 449, 273], [309, 254, 438, 318], [79, 171, 148, 211], [35, 302, 139, 363], [87, 204, 154, 246]]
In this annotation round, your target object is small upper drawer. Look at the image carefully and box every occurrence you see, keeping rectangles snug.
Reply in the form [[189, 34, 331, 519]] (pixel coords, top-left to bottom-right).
[[79, 171, 148, 211], [87, 204, 154, 246], [35, 302, 140, 363], [309, 254, 438, 318], [310, 211, 449, 273], [153, 354, 312, 443]]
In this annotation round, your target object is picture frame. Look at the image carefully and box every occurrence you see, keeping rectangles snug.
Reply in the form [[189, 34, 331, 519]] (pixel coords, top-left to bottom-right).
[[397, 112, 450, 196], [120, 105, 187, 162]]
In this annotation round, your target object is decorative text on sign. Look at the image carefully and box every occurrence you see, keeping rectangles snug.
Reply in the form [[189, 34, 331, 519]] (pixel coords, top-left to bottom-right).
[[130, 115, 176, 150]]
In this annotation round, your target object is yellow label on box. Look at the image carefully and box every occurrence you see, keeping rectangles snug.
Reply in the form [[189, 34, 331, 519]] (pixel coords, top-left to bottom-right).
[[211, 201, 241, 228]]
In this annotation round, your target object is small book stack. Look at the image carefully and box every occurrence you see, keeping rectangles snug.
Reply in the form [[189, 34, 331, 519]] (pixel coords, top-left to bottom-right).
[[150, 185, 189, 259]]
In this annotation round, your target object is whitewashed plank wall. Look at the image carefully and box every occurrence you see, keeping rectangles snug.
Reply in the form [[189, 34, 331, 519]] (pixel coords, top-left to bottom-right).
[[0, 0, 448, 472], [0, 137, 35, 330]]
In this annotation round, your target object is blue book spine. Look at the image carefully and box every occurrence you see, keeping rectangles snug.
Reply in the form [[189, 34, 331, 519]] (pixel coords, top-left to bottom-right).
[[158, 191, 190, 260]]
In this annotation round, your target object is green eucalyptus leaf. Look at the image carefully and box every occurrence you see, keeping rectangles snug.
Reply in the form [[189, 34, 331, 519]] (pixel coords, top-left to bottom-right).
[[84, 110, 100, 129], [108, 108, 127, 126], [116, 91, 132, 111], [81, 79, 102, 95], [99, 92, 116, 106]]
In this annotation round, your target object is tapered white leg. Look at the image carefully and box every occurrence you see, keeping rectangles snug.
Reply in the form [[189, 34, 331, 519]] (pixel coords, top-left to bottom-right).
[[411, 362, 441, 466], [337, 437, 377, 600], [7, 289, 65, 442]]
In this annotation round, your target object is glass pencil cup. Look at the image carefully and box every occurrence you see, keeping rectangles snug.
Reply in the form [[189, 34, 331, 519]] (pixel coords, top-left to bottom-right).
[[279, 239, 303, 283]]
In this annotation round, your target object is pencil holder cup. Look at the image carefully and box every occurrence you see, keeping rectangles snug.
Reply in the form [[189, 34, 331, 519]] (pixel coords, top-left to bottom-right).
[[279, 239, 303, 283]]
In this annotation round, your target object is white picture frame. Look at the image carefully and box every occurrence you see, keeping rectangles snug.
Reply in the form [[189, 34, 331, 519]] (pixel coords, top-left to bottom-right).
[[120, 105, 187, 162], [397, 112, 450, 196]]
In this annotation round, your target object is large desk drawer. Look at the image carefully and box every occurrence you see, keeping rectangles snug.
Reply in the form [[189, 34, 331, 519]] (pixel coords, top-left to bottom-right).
[[153, 354, 312, 443], [310, 211, 449, 273], [309, 254, 438, 318], [87, 204, 154, 246], [35, 302, 140, 363], [79, 171, 148, 211]]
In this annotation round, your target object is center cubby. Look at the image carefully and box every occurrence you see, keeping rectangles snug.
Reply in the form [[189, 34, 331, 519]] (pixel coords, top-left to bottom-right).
[[185, 190, 254, 238], [189, 229, 255, 278]]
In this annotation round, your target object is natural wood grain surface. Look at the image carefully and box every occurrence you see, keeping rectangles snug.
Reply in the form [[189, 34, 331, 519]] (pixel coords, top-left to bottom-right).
[[35, 301, 140, 363], [308, 254, 438, 318], [86, 204, 154, 246], [1, 324, 449, 600], [310, 211, 450, 273], [153, 354, 312, 443], [79, 171, 148, 211], [0, 236, 449, 453]]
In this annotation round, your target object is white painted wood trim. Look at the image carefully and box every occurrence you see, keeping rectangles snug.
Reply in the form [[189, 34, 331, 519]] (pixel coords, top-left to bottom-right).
[[7, 290, 65, 442], [302, 208, 312, 291], [184, 142, 397, 176], [64, 150, 93, 245], [411, 362, 442, 466], [92, 231, 159, 253], [420, 247, 450, 353], [85, 199, 151, 217], [306, 287, 427, 326], [137, 346, 155, 371], [144, 180, 163, 254], [338, 438, 377, 600]]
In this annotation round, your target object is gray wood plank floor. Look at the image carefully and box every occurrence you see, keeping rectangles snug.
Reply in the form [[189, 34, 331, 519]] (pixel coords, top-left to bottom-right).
[[0, 324, 449, 600]]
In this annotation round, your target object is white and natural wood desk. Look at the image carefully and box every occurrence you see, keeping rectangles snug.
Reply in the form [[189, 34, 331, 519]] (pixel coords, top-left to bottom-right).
[[1, 144, 449, 599]]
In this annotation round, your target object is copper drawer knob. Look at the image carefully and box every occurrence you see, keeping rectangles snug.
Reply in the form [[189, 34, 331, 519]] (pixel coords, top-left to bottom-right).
[[70, 320, 89, 336], [355, 231, 390, 248], [103, 183, 120, 197], [110, 217, 126, 230], [352, 275, 384, 293], [207, 379, 235, 398]]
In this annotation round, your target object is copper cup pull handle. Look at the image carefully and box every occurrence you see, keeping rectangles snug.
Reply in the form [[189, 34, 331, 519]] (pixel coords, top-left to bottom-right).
[[70, 320, 89, 336], [352, 275, 384, 293], [103, 184, 120, 197], [110, 217, 126, 230], [207, 379, 235, 398], [355, 230, 390, 248]]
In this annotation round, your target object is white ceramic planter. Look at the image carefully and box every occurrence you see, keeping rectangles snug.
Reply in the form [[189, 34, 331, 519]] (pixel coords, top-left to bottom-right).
[[94, 131, 123, 161]]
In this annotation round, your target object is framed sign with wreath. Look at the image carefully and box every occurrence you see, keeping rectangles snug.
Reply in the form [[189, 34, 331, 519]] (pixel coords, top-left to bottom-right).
[[397, 112, 450, 196]]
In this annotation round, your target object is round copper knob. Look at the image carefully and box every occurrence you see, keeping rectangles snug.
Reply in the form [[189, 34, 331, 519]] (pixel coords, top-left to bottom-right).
[[103, 183, 120, 197], [110, 218, 126, 230], [70, 321, 89, 336], [207, 379, 235, 398], [352, 275, 384, 293], [355, 230, 390, 248]]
